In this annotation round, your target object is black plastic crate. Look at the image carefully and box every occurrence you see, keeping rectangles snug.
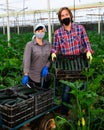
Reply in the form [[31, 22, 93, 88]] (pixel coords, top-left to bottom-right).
[[0, 85, 54, 129], [35, 89, 54, 115], [11, 84, 40, 96], [29, 88, 54, 115], [0, 96, 34, 128], [1, 112, 34, 129], [55, 53, 90, 81], [12, 85, 54, 116]]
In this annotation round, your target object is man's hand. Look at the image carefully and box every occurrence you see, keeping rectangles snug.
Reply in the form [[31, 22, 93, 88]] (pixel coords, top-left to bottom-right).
[[86, 51, 92, 63], [51, 53, 56, 61]]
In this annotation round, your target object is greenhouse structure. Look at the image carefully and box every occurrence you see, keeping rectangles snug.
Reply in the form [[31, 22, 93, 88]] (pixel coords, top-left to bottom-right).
[[0, 0, 104, 130], [0, 1, 104, 42]]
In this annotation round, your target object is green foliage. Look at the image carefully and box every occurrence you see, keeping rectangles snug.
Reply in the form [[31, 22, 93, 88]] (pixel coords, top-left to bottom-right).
[[55, 116, 75, 130], [0, 33, 31, 88], [0, 32, 49, 88], [54, 31, 104, 130], [59, 76, 104, 130], [0, 31, 104, 129]]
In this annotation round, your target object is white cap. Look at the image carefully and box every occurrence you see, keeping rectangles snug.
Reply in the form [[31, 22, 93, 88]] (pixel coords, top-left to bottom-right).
[[34, 23, 46, 32]]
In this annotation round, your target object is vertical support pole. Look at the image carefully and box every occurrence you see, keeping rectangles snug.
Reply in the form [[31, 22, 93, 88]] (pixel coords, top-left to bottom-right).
[[3, 17, 5, 35], [47, 0, 52, 43], [6, 0, 10, 47]]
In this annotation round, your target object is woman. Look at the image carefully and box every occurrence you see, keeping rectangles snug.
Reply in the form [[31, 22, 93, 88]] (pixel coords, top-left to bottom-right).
[[22, 23, 52, 88]]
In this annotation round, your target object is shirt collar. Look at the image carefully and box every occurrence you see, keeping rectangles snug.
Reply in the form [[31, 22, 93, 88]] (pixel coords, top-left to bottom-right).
[[32, 39, 46, 46], [71, 23, 74, 29]]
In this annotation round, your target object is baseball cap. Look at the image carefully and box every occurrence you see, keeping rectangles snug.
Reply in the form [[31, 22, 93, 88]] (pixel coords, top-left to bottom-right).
[[34, 23, 46, 32]]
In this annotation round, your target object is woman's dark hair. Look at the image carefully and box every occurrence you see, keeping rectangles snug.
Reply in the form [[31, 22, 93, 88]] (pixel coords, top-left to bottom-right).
[[57, 7, 73, 24], [35, 26, 43, 31]]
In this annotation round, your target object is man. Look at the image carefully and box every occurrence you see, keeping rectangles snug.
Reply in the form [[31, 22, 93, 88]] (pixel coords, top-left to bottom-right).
[[51, 7, 93, 115]]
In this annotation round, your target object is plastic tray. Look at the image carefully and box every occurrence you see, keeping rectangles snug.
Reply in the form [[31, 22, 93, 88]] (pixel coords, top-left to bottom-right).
[[55, 53, 90, 81]]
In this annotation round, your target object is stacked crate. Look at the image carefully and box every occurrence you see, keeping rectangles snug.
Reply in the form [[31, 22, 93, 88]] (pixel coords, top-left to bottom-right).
[[0, 85, 54, 129], [16, 85, 54, 115], [30, 88, 54, 115], [0, 88, 34, 129]]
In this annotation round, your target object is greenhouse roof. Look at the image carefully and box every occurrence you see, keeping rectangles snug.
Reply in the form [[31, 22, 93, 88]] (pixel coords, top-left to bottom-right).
[[0, 0, 104, 26]]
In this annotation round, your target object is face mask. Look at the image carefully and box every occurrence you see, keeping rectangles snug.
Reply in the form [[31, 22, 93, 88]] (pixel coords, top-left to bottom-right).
[[61, 17, 71, 26], [35, 32, 45, 39]]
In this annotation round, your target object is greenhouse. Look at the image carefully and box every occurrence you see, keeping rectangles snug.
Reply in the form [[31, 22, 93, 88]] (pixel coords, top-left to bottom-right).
[[0, 0, 104, 130]]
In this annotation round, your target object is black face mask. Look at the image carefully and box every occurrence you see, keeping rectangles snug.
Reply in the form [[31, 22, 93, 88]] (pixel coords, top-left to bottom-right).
[[61, 17, 71, 26]]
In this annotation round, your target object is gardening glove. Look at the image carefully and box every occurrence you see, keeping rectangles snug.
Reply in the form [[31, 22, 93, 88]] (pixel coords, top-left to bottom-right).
[[86, 51, 92, 63], [51, 53, 56, 61], [22, 75, 29, 85], [41, 66, 48, 77]]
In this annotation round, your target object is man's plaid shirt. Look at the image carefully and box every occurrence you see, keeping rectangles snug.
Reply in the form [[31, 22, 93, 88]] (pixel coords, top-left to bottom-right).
[[52, 23, 93, 55]]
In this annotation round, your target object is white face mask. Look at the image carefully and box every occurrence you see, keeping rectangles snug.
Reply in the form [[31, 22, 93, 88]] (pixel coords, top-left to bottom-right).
[[35, 32, 45, 39]]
